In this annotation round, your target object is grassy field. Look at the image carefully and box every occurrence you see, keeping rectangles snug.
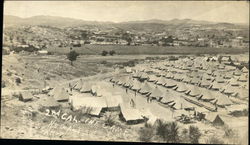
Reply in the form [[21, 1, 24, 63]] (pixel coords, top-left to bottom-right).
[[47, 45, 249, 55]]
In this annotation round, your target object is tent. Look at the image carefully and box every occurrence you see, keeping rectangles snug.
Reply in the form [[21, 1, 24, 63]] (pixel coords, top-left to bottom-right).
[[226, 104, 248, 113], [190, 77, 201, 85], [241, 67, 248, 73], [215, 76, 225, 83], [220, 85, 237, 95], [238, 74, 248, 82], [209, 82, 224, 91], [149, 86, 165, 100], [186, 86, 201, 97], [139, 73, 149, 80], [123, 77, 134, 88], [202, 73, 214, 81], [173, 73, 184, 81], [212, 92, 233, 107], [223, 73, 234, 80], [212, 71, 221, 77], [71, 96, 107, 116], [174, 83, 188, 93], [182, 76, 192, 83], [132, 72, 142, 78], [165, 72, 174, 79], [53, 87, 69, 102], [73, 79, 83, 91], [198, 90, 215, 102], [80, 81, 93, 93], [199, 80, 212, 88], [38, 96, 60, 109], [172, 96, 197, 110], [207, 70, 213, 75], [232, 88, 248, 99], [156, 77, 167, 85], [147, 75, 158, 82], [228, 78, 240, 86], [19, 91, 33, 102], [110, 76, 119, 83], [117, 76, 130, 85], [233, 70, 242, 76], [139, 82, 154, 95], [104, 93, 123, 111], [130, 80, 142, 91], [119, 105, 145, 124], [225, 65, 236, 71], [164, 79, 177, 88]]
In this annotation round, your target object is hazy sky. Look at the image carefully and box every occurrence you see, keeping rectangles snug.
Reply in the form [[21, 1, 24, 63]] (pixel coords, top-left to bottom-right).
[[4, 1, 249, 24]]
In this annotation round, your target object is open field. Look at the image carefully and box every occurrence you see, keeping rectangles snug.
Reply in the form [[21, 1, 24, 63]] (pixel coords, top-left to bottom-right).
[[48, 45, 249, 55]]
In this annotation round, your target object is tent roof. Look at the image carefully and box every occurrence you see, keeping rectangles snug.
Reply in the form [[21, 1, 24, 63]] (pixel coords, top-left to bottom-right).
[[21, 91, 33, 100], [175, 83, 188, 92], [131, 80, 142, 90], [148, 75, 158, 81], [241, 67, 248, 73], [187, 86, 202, 96], [53, 87, 69, 101], [150, 86, 165, 98], [165, 79, 177, 87], [156, 77, 168, 85], [215, 92, 233, 106], [120, 105, 144, 121], [39, 96, 59, 108], [80, 82, 93, 92], [74, 79, 83, 90], [198, 89, 215, 100], [104, 93, 123, 108], [140, 82, 154, 93], [226, 104, 248, 112], [210, 82, 224, 89], [71, 96, 107, 111]]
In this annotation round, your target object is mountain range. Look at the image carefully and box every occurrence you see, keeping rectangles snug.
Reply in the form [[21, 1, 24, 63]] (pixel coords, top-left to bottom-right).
[[4, 15, 247, 31]]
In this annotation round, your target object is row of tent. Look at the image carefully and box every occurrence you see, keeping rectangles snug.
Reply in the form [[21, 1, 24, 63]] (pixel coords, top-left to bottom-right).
[[110, 74, 233, 110]]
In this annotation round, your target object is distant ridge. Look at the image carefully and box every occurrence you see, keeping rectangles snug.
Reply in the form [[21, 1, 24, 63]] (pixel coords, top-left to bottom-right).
[[3, 15, 247, 29]]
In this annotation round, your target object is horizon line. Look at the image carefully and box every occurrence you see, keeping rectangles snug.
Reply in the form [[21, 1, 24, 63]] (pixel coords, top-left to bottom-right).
[[4, 14, 249, 25]]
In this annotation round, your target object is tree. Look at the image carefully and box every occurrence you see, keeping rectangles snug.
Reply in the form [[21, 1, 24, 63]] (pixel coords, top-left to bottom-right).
[[67, 50, 79, 66], [109, 50, 116, 56], [101, 50, 108, 56], [189, 125, 202, 144]]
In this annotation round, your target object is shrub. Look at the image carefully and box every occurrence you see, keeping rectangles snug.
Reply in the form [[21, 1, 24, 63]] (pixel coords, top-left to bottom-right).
[[155, 119, 168, 138], [206, 136, 224, 144], [139, 123, 155, 142], [16, 77, 21, 85], [101, 50, 108, 56], [180, 128, 190, 143], [189, 125, 202, 144], [224, 127, 237, 138], [155, 120, 180, 143], [109, 50, 116, 56], [104, 113, 116, 127], [168, 122, 180, 143], [100, 60, 108, 65]]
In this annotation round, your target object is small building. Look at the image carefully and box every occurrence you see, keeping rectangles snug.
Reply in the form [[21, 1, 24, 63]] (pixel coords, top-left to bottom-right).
[[38, 50, 48, 55], [19, 91, 33, 102]]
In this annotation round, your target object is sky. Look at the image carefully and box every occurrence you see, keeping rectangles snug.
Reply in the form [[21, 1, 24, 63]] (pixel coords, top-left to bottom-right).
[[4, 1, 250, 24]]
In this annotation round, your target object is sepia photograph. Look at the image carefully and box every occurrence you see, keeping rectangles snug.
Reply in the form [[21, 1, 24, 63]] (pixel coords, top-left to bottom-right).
[[1, 0, 249, 144]]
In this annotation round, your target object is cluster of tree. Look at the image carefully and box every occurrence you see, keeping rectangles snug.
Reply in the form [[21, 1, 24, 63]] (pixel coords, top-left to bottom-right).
[[139, 120, 202, 143], [101, 50, 116, 56], [12, 45, 39, 53]]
